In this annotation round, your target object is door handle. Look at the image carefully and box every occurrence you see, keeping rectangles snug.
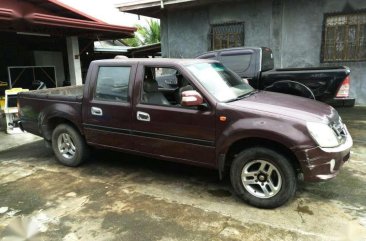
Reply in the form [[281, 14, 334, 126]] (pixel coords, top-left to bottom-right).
[[91, 107, 103, 116], [137, 111, 150, 122]]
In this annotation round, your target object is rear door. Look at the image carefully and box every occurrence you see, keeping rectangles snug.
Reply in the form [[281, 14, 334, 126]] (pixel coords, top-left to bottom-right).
[[82, 62, 136, 150]]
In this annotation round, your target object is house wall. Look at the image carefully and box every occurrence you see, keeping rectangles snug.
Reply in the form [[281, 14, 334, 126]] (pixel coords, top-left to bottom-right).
[[280, 0, 366, 104], [161, 0, 272, 58], [161, 0, 366, 105]]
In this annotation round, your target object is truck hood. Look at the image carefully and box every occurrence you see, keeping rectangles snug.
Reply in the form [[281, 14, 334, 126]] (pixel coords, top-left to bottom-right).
[[226, 91, 338, 123]]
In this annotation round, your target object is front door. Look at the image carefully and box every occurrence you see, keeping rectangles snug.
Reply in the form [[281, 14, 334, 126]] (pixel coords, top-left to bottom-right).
[[132, 64, 216, 166], [83, 63, 136, 150]]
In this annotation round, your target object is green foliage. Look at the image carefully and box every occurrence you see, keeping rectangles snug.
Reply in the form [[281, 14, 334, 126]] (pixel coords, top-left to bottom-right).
[[122, 19, 160, 47], [122, 37, 140, 47]]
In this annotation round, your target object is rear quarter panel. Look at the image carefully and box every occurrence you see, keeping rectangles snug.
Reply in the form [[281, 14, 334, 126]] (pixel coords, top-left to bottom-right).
[[18, 93, 82, 139]]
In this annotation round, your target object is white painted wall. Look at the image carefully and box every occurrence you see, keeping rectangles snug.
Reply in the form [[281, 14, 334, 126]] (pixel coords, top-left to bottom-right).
[[66, 36, 82, 86]]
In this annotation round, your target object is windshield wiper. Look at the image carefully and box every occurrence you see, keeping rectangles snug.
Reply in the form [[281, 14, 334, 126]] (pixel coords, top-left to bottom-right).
[[226, 90, 258, 103]]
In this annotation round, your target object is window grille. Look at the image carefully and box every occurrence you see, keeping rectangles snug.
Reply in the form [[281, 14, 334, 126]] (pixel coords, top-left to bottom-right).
[[322, 11, 366, 62], [209, 22, 245, 50]]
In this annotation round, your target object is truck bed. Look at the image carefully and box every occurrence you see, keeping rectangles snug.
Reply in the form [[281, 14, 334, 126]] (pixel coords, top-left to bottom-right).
[[275, 66, 347, 71], [20, 85, 83, 102], [196, 47, 355, 107], [18, 85, 83, 138], [260, 67, 353, 106]]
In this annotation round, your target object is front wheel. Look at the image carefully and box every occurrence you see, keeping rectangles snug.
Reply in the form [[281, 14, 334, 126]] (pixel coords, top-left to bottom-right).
[[230, 147, 297, 208], [51, 124, 89, 167]]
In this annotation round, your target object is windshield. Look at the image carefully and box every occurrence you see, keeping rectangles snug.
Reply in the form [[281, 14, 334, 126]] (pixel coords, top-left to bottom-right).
[[187, 62, 254, 102]]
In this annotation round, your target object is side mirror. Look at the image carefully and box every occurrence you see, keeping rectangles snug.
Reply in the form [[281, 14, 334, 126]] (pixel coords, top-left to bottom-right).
[[181, 90, 203, 107]]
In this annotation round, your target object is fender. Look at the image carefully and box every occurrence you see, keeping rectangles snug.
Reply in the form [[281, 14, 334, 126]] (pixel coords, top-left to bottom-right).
[[216, 117, 310, 157], [38, 102, 83, 140]]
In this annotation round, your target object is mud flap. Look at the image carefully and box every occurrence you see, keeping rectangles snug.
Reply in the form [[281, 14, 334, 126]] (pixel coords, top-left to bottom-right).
[[218, 154, 226, 180]]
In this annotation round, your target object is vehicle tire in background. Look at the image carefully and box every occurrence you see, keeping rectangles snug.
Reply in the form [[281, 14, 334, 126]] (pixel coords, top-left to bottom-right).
[[51, 124, 89, 167], [230, 147, 297, 209]]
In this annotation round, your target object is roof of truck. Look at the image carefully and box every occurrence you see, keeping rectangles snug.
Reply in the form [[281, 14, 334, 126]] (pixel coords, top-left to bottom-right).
[[91, 58, 218, 66]]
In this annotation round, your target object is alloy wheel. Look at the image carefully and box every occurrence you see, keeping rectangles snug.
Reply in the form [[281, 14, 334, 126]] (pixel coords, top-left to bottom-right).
[[241, 160, 282, 198], [57, 133, 76, 159]]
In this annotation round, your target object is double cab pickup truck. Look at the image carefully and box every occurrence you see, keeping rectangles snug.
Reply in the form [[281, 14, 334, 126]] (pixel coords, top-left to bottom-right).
[[196, 47, 355, 107], [18, 58, 353, 208]]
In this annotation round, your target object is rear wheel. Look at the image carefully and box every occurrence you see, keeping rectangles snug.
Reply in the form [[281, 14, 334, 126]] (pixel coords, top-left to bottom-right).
[[51, 124, 89, 167], [230, 147, 297, 208]]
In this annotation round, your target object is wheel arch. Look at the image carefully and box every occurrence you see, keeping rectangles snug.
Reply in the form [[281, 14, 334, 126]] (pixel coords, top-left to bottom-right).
[[41, 116, 82, 141], [221, 137, 301, 178], [264, 80, 315, 100], [37, 103, 83, 141]]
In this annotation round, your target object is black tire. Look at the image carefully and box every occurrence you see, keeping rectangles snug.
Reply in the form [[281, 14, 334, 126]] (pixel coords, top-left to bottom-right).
[[230, 147, 297, 209], [51, 124, 89, 167]]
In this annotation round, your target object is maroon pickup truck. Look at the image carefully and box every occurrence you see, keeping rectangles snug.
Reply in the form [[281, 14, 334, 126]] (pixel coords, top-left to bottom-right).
[[18, 58, 353, 208]]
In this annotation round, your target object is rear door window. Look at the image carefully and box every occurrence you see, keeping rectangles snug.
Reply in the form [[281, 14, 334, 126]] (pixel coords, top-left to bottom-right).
[[95, 66, 131, 102]]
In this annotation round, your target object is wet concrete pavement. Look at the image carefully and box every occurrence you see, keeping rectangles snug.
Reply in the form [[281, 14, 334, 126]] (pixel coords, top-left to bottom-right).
[[0, 107, 366, 241]]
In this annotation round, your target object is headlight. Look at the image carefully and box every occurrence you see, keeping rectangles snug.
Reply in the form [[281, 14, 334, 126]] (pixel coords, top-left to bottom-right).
[[306, 122, 340, 148]]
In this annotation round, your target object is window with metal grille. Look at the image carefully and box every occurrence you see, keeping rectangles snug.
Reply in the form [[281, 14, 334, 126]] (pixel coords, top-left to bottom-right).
[[322, 11, 366, 62], [210, 22, 245, 50]]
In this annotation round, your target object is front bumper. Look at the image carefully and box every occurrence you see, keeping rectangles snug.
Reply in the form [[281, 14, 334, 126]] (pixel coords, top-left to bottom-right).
[[295, 131, 353, 182]]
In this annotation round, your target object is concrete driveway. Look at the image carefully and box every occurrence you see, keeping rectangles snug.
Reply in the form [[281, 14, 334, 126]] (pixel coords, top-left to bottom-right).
[[0, 107, 365, 241]]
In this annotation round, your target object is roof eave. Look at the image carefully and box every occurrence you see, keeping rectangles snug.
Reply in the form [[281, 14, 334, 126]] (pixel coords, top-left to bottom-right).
[[116, 0, 201, 18], [47, 0, 106, 23], [18, 13, 135, 38]]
